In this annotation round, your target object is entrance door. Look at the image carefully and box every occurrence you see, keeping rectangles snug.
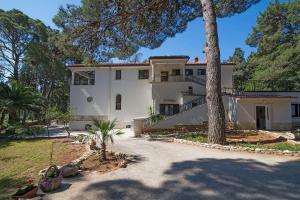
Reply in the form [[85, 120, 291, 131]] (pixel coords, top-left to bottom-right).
[[256, 106, 271, 130], [161, 71, 169, 82], [159, 104, 179, 116]]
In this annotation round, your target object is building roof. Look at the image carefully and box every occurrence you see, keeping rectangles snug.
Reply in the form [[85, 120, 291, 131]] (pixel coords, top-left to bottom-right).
[[233, 94, 296, 99], [67, 55, 235, 68], [68, 62, 150, 68], [149, 55, 190, 60]]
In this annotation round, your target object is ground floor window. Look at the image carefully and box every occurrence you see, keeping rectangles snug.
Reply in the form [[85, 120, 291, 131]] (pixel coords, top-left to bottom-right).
[[159, 104, 179, 116], [116, 94, 122, 110], [292, 104, 300, 117]]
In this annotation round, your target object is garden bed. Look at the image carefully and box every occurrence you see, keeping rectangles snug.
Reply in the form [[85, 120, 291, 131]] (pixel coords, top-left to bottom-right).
[[0, 138, 85, 199], [174, 131, 300, 156], [80, 152, 127, 173]]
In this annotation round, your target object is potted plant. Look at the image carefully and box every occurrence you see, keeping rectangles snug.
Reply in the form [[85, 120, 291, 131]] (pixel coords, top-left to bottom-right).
[[39, 165, 63, 192], [12, 180, 38, 199]]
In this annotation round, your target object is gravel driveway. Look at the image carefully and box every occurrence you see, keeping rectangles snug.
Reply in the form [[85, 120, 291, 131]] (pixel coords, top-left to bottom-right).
[[45, 130, 300, 200]]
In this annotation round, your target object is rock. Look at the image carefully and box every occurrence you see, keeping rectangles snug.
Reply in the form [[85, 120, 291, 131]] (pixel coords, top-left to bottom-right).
[[59, 165, 79, 178], [118, 160, 127, 168], [255, 148, 262, 153]]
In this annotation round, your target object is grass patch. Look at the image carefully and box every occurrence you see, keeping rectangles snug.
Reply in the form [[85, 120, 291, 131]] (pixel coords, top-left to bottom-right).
[[0, 138, 85, 199], [177, 134, 208, 143]]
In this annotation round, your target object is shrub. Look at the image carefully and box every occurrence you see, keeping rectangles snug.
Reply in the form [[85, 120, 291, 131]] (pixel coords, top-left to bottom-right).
[[292, 129, 300, 140]]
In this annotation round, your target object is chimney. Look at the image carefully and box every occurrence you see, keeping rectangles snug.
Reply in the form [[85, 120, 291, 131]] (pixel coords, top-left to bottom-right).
[[194, 56, 199, 63]]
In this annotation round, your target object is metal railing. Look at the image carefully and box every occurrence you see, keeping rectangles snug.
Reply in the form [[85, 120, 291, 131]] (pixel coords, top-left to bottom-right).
[[185, 75, 206, 86], [179, 95, 206, 112], [181, 91, 205, 96]]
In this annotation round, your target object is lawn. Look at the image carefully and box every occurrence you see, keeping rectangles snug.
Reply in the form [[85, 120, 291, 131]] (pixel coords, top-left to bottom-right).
[[0, 138, 85, 199], [177, 134, 300, 151]]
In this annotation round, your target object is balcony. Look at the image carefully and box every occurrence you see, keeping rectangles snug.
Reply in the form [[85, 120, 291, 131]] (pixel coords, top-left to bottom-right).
[[152, 75, 184, 83]]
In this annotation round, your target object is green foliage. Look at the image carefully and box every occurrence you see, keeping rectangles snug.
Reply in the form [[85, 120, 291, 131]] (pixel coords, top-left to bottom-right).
[[0, 9, 46, 81], [228, 48, 252, 91], [0, 81, 45, 124], [292, 129, 300, 140], [13, 184, 35, 196], [177, 134, 208, 143], [54, 0, 261, 62], [88, 119, 123, 145], [245, 0, 300, 85], [3, 124, 45, 136], [88, 119, 123, 160]]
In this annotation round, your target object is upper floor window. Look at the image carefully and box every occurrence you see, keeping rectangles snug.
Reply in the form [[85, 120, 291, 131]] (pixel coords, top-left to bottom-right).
[[197, 69, 206, 76], [138, 70, 149, 79], [116, 94, 122, 110], [292, 104, 300, 117], [74, 71, 95, 85], [115, 70, 121, 80], [185, 69, 193, 76], [172, 69, 180, 76]]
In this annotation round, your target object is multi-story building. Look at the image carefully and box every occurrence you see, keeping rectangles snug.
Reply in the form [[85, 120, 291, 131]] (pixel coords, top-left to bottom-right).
[[68, 56, 300, 131]]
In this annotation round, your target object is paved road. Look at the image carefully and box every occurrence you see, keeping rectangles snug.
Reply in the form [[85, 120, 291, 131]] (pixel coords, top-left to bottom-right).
[[45, 131, 300, 200]]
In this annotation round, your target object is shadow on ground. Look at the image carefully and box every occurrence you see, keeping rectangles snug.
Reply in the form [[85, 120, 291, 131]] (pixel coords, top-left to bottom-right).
[[77, 158, 300, 200]]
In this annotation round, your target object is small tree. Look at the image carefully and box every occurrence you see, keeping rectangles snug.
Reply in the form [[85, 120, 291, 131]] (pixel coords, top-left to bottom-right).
[[88, 119, 123, 161]]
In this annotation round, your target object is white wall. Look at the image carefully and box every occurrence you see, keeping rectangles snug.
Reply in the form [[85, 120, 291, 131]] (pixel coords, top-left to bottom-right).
[[109, 67, 152, 124], [152, 82, 205, 113], [245, 92, 300, 128], [70, 68, 110, 116], [236, 98, 292, 130], [150, 96, 231, 129]]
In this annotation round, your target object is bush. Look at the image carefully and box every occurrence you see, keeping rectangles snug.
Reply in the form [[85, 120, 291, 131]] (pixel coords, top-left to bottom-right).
[[292, 129, 300, 140], [3, 124, 45, 136]]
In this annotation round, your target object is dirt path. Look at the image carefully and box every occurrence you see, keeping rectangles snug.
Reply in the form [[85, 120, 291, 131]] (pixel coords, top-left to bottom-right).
[[45, 132, 300, 200]]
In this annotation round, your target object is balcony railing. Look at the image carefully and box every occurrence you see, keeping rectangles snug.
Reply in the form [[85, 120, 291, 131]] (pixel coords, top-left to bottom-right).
[[153, 75, 184, 82], [181, 91, 204, 96]]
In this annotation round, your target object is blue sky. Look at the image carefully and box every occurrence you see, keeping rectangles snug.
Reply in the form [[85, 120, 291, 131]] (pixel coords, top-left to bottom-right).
[[1, 0, 273, 62]]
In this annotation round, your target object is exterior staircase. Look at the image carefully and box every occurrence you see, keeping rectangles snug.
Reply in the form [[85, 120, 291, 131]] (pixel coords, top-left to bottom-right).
[[143, 76, 207, 129], [145, 95, 207, 128], [185, 75, 206, 86]]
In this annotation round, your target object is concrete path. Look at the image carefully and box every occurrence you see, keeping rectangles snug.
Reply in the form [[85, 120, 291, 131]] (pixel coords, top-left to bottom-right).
[[45, 130, 300, 200]]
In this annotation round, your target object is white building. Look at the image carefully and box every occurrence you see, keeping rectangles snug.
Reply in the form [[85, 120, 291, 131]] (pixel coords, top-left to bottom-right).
[[68, 56, 300, 131]]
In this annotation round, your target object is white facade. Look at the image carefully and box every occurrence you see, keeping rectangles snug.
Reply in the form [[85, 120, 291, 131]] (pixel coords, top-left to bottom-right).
[[68, 56, 234, 130], [69, 55, 300, 131]]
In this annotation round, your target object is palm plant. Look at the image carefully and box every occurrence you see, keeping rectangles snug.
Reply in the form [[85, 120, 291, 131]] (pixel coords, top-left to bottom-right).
[[88, 119, 123, 161], [0, 81, 44, 124]]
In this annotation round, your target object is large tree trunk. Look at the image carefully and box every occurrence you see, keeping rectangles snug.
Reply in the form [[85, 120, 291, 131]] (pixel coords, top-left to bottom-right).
[[201, 0, 226, 144]]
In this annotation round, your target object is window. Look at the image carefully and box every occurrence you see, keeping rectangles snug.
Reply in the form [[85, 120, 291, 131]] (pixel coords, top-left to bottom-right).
[[161, 71, 169, 82], [116, 94, 122, 110], [115, 70, 121, 80], [185, 69, 193, 76], [74, 71, 95, 85], [188, 86, 193, 95], [292, 104, 300, 117], [197, 69, 206, 76], [159, 104, 180, 116], [172, 69, 180, 76], [138, 70, 149, 79]]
